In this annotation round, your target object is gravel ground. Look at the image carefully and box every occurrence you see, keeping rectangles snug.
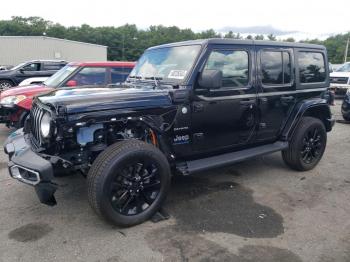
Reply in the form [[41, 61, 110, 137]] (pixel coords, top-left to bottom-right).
[[0, 100, 349, 262]]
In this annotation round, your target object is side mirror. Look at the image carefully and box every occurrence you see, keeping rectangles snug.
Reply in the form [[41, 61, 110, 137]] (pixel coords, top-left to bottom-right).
[[19, 68, 24, 74], [198, 69, 222, 89], [66, 80, 77, 87]]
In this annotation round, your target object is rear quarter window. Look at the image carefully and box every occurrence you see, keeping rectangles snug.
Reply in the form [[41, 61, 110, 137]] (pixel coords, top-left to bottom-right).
[[298, 52, 326, 83]]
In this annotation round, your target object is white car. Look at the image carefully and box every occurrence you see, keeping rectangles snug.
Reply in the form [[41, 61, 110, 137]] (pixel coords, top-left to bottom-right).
[[18, 77, 48, 86], [330, 62, 350, 95]]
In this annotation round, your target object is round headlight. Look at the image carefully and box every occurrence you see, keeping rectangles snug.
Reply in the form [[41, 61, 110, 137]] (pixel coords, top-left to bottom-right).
[[40, 112, 51, 138]]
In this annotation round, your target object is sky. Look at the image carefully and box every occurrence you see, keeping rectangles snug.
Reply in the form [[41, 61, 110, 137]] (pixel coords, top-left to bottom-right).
[[1, 0, 349, 39]]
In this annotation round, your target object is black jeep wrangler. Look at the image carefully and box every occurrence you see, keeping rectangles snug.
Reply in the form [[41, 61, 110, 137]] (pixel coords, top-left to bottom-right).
[[4, 39, 334, 226]]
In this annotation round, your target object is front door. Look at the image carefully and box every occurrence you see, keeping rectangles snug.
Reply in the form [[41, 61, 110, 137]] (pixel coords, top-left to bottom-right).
[[191, 45, 258, 153], [15, 62, 41, 83]]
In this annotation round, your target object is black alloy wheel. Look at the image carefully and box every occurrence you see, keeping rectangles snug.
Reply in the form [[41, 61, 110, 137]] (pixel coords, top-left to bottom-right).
[[300, 128, 323, 165], [87, 139, 171, 226], [109, 160, 161, 216], [282, 117, 327, 171]]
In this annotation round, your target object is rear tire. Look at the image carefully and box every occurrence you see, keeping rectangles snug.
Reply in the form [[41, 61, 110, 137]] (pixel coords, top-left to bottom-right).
[[87, 140, 171, 226], [282, 117, 327, 171]]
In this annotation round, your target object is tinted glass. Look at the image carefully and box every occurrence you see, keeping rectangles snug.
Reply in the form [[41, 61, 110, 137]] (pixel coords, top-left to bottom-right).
[[42, 63, 66, 71], [111, 67, 132, 83], [22, 63, 40, 71], [69, 67, 106, 86], [261, 51, 291, 85], [298, 52, 326, 83], [205, 50, 249, 88]]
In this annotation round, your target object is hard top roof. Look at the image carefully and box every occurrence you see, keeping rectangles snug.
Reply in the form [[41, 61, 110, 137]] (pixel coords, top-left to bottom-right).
[[148, 38, 325, 50], [67, 61, 136, 67]]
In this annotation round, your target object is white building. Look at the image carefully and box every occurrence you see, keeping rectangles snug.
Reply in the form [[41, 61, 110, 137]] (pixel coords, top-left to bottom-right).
[[0, 36, 107, 66]]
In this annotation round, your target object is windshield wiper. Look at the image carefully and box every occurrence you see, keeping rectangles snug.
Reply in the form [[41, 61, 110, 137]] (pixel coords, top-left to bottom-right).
[[128, 75, 142, 79], [144, 76, 163, 87]]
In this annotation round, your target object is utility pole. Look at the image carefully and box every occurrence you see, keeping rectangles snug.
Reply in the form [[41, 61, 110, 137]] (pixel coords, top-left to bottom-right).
[[344, 37, 349, 63]]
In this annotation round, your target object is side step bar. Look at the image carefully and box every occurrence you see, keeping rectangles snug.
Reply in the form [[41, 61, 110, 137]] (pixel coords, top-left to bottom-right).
[[176, 141, 288, 175]]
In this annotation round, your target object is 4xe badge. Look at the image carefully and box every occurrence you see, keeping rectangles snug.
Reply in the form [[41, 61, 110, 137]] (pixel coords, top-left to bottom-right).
[[173, 134, 190, 145]]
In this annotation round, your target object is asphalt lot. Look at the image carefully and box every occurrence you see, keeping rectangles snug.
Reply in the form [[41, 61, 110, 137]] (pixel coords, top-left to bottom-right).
[[0, 101, 349, 262]]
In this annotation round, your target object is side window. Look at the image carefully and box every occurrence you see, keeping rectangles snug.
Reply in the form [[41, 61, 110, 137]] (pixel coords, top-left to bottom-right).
[[69, 67, 106, 86], [22, 63, 40, 71], [205, 50, 249, 89], [261, 51, 291, 85], [298, 52, 326, 83], [111, 67, 132, 83], [42, 63, 66, 71]]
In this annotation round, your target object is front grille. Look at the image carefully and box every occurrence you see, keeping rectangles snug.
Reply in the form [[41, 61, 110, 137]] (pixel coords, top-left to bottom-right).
[[30, 102, 46, 145], [330, 77, 349, 84]]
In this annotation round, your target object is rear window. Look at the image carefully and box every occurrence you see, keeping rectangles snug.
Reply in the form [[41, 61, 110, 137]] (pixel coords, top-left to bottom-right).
[[298, 52, 326, 83], [261, 50, 291, 85], [111, 67, 132, 84]]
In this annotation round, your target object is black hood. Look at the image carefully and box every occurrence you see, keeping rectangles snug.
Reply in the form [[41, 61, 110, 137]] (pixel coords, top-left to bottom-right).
[[37, 86, 173, 114]]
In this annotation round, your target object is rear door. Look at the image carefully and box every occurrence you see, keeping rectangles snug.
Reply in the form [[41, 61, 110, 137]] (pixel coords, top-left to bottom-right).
[[256, 46, 297, 142], [41, 62, 66, 76]]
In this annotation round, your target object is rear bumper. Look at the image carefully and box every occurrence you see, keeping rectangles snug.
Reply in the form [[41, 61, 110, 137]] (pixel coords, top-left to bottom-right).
[[4, 129, 57, 205]]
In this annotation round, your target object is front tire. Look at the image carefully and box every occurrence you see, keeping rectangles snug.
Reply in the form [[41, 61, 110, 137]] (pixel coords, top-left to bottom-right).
[[343, 114, 350, 121], [0, 80, 14, 91], [87, 140, 171, 226], [282, 117, 327, 171]]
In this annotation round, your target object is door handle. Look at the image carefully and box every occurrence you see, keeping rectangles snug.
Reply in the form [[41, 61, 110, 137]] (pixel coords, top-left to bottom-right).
[[280, 96, 295, 103]]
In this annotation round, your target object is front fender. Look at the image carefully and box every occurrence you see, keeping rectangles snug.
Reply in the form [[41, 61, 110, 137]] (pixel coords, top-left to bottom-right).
[[281, 98, 334, 141]]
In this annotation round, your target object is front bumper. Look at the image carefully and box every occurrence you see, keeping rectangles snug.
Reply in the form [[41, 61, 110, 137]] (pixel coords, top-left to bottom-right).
[[4, 129, 57, 205], [0, 105, 12, 124], [342, 99, 350, 119], [330, 84, 350, 95]]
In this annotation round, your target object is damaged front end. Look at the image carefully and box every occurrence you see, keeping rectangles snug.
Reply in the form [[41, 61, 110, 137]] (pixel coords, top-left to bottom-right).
[[4, 128, 58, 206], [4, 88, 179, 206]]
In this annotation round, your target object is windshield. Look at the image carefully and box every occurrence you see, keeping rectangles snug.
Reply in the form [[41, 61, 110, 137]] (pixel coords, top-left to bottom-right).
[[336, 63, 350, 72], [11, 62, 26, 71], [44, 65, 78, 87], [129, 45, 201, 83]]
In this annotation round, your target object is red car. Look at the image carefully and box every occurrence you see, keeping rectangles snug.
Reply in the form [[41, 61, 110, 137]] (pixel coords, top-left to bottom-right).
[[0, 61, 135, 128]]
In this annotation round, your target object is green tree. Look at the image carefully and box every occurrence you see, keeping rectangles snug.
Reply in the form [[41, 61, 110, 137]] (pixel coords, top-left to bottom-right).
[[267, 34, 276, 41], [0, 16, 349, 63]]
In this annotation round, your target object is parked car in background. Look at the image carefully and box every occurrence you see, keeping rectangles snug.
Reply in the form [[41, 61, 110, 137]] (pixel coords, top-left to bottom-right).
[[341, 89, 350, 121], [0, 60, 67, 90], [0, 61, 135, 128], [4, 39, 334, 227], [19, 77, 49, 86], [0, 65, 11, 71], [329, 62, 350, 95]]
